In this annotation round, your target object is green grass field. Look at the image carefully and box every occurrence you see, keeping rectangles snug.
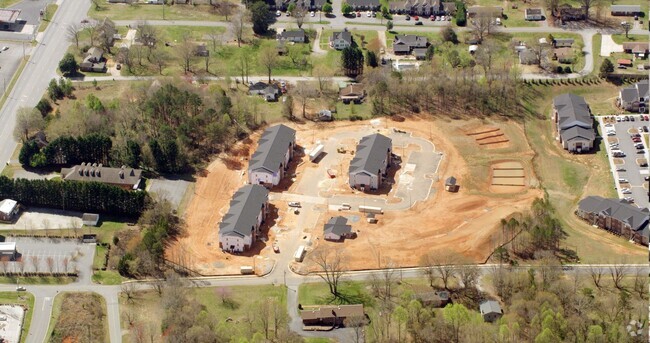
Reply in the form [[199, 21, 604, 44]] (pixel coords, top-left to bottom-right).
[[93, 245, 108, 270], [299, 281, 375, 307], [0, 292, 34, 343], [88, 0, 231, 21], [611, 34, 648, 44], [38, 4, 58, 33], [92, 270, 123, 285]]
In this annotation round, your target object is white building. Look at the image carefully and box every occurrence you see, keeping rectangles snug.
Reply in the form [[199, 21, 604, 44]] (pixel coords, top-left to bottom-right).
[[219, 185, 269, 253], [248, 124, 296, 187], [0, 199, 19, 222]]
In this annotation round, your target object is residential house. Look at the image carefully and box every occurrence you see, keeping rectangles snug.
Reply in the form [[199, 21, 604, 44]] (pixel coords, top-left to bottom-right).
[[262, 84, 282, 102], [553, 5, 586, 21], [218, 185, 270, 253], [324, 216, 355, 241], [0, 9, 21, 31], [622, 42, 649, 59], [445, 176, 459, 192], [617, 58, 633, 67], [480, 300, 503, 323], [393, 34, 428, 55], [519, 49, 539, 65], [82, 213, 100, 227], [249, 82, 270, 95], [413, 290, 450, 307], [248, 124, 296, 186], [413, 48, 428, 60], [553, 47, 574, 64], [0, 199, 19, 222], [330, 30, 352, 50], [301, 304, 365, 327], [611, 4, 641, 16], [524, 8, 543, 20], [277, 29, 306, 43], [349, 133, 392, 191], [552, 94, 595, 153], [553, 38, 574, 48], [339, 84, 366, 104], [347, 0, 380, 11], [389, 0, 456, 16], [79, 47, 107, 73], [194, 44, 209, 57], [618, 79, 649, 113], [61, 163, 143, 190], [467, 6, 503, 18], [576, 196, 649, 245]]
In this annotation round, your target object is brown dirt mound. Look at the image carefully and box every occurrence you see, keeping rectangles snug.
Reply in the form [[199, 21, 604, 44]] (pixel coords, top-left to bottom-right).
[[465, 126, 511, 149]]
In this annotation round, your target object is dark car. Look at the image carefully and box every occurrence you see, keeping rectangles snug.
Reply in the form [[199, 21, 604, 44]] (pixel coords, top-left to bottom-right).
[[640, 162, 648, 167], [405, 15, 410, 20], [415, 21, 423, 25], [644, 126, 649, 132]]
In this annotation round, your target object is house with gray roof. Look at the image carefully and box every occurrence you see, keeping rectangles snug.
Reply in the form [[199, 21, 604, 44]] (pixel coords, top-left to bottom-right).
[[389, 0, 456, 16], [219, 185, 270, 253], [324, 216, 355, 241], [618, 79, 649, 113], [480, 300, 503, 322], [525, 8, 543, 20], [61, 163, 142, 190], [553, 38, 574, 48], [330, 30, 352, 50], [248, 124, 296, 187], [518, 48, 539, 65], [349, 133, 392, 191], [348, 0, 380, 10], [577, 196, 649, 245], [552, 94, 594, 153], [393, 34, 428, 55], [277, 29, 306, 43], [611, 4, 641, 16]]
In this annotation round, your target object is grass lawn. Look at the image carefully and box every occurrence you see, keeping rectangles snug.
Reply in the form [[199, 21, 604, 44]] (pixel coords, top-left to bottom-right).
[[591, 33, 603, 77], [509, 32, 586, 72], [609, 51, 647, 73], [335, 102, 373, 119], [38, 4, 58, 33], [88, 0, 231, 21], [611, 34, 648, 44], [478, 0, 543, 27], [523, 83, 647, 263], [0, 276, 74, 285], [0, 292, 34, 343], [47, 292, 108, 343], [299, 281, 375, 307], [93, 244, 108, 270], [0, 220, 128, 243], [92, 270, 123, 285], [305, 338, 336, 343]]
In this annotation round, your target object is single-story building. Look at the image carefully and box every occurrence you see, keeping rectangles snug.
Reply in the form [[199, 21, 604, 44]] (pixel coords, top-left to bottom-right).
[[277, 29, 306, 43], [553, 38, 574, 48], [413, 291, 450, 307], [324, 216, 355, 241], [0, 199, 19, 222], [194, 44, 209, 57], [79, 47, 107, 73], [219, 184, 270, 253], [393, 34, 428, 55], [617, 58, 633, 67], [301, 304, 365, 327], [0, 242, 16, 260], [61, 163, 142, 190], [248, 124, 296, 187], [553, 5, 586, 21], [330, 30, 352, 50], [249, 81, 270, 95], [480, 300, 503, 322], [413, 48, 428, 60], [610, 4, 641, 16], [339, 84, 366, 104], [349, 133, 392, 191], [618, 79, 648, 113], [467, 6, 503, 18], [519, 49, 538, 65], [553, 47, 574, 64], [524, 8, 543, 20], [263, 84, 282, 102], [553, 93, 595, 153], [82, 213, 100, 227], [622, 42, 650, 59], [0, 9, 21, 31], [577, 196, 649, 245], [445, 176, 459, 192]]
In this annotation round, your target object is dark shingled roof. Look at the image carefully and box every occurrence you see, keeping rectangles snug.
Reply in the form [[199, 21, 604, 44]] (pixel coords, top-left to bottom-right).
[[525, 8, 543, 15], [249, 124, 296, 174], [578, 196, 650, 234], [250, 82, 269, 91], [394, 34, 428, 48], [219, 185, 269, 238], [553, 94, 594, 143], [331, 30, 352, 44], [348, 0, 380, 7], [279, 29, 306, 39], [349, 133, 392, 177], [324, 216, 352, 236], [480, 300, 502, 315], [445, 176, 457, 186], [619, 79, 649, 103], [301, 304, 364, 321], [611, 4, 641, 12], [62, 163, 142, 188]]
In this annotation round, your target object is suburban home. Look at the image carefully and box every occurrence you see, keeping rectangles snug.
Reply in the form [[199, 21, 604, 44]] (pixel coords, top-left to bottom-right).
[[480, 300, 503, 323], [576, 196, 649, 245], [82, 213, 100, 227], [61, 163, 143, 190], [248, 124, 296, 186], [553, 5, 586, 21], [339, 83, 366, 104], [79, 47, 107, 73], [194, 44, 209, 57], [249, 82, 281, 101], [393, 34, 428, 55], [347, 0, 380, 11], [445, 176, 459, 192], [324, 216, 355, 241], [277, 29, 306, 43], [218, 185, 270, 253], [618, 79, 649, 113], [413, 290, 450, 307], [552, 94, 595, 153], [553, 47, 574, 64], [330, 30, 353, 50], [519, 49, 539, 65], [0, 199, 19, 222], [0, 242, 16, 260], [617, 58, 633, 67], [524, 8, 543, 20], [301, 304, 365, 327], [553, 38, 574, 48], [610, 4, 641, 16], [467, 6, 503, 18], [249, 81, 270, 95], [622, 42, 649, 59], [349, 133, 392, 191]]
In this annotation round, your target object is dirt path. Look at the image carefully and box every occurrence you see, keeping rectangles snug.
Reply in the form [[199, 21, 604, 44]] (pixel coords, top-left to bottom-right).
[[312, 29, 326, 56]]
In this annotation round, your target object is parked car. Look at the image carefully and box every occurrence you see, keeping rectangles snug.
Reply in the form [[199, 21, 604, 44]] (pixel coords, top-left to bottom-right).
[[645, 176, 649, 181], [288, 201, 301, 208], [1, 46, 8, 51], [405, 14, 410, 20], [631, 116, 635, 122], [273, 244, 280, 253], [356, 11, 361, 17], [616, 116, 622, 122], [621, 188, 632, 194], [430, 15, 435, 20], [637, 149, 645, 154], [276, 10, 281, 16], [366, 11, 371, 17], [414, 15, 419, 21], [644, 126, 649, 132], [641, 162, 648, 167], [415, 21, 423, 25], [311, 11, 315, 17], [624, 197, 635, 202], [338, 203, 352, 211], [618, 178, 629, 183], [16, 286, 25, 291]]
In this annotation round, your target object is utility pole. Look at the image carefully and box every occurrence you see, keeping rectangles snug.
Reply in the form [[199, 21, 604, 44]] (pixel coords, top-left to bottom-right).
[[162, 0, 165, 20]]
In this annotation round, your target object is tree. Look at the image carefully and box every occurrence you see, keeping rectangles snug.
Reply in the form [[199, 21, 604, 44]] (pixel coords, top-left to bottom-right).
[[621, 21, 631, 38], [589, 265, 604, 289], [608, 264, 627, 290], [599, 58, 614, 78], [393, 306, 408, 343], [545, 0, 560, 15], [420, 253, 456, 290], [287, 3, 296, 14], [291, 81, 316, 118], [176, 35, 196, 74], [230, 12, 246, 47], [458, 264, 479, 289], [215, 0, 235, 20], [322, 3, 332, 15], [455, 3, 467, 26], [386, 20, 393, 30], [344, 315, 368, 343], [293, 4, 307, 28], [472, 13, 496, 43], [250, 2, 273, 35], [425, 45, 435, 61], [442, 26, 458, 43], [445, 49, 461, 68], [341, 46, 364, 77], [150, 50, 169, 75], [366, 50, 378, 67], [475, 39, 498, 80], [206, 28, 222, 51], [35, 99, 52, 117], [283, 94, 295, 120], [83, 21, 98, 47], [578, 0, 599, 20], [136, 22, 158, 55], [13, 107, 45, 142], [443, 303, 470, 343], [58, 53, 78, 76], [66, 24, 82, 49], [311, 247, 346, 297], [342, 3, 352, 15], [259, 46, 278, 83]]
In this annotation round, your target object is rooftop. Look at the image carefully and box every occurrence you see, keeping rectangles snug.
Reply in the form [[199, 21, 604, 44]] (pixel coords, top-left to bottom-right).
[[249, 124, 296, 174], [349, 133, 392, 177], [219, 185, 269, 238], [480, 300, 502, 315], [0, 199, 17, 215], [0, 9, 20, 23], [578, 196, 649, 234], [61, 163, 142, 188], [301, 304, 364, 321], [324, 216, 353, 236]]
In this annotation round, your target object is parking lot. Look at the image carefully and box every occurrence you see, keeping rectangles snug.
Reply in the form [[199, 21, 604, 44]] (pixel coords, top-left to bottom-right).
[[598, 114, 649, 209], [2, 237, 94, 275], [0, 305, 24, 343]]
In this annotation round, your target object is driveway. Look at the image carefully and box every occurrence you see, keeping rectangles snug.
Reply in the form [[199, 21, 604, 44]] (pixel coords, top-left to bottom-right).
[[0, 208, 83, 231], [600, 34, 623, 57]]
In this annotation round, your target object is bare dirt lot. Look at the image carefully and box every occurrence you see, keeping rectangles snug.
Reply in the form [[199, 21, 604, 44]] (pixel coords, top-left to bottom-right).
[[172, 117, 543, 274]]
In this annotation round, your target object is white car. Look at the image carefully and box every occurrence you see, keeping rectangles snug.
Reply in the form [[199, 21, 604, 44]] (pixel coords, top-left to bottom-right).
[[288, 201, 301, 208], [367, 11, 371, 17], [310, 11, 315, 17], [276, 10, 281, 16], [604, 123, 613, 127], [1, 46, 7, 51], [624, 197, 635, 202], [621, 188, 632, 194]]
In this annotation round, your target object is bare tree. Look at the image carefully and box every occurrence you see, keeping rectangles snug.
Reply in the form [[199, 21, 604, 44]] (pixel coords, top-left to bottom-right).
[[16, 260, 25, 275], [590, 265, 604, 289], [311, 247, 346, 297], [122, 309, 137, 327], [238, 54, 251, 84], [122, 283, 137, 303], [527, 39, 551, 70], [272, 297, 288, 338], [291, 81, 316, 119], [257, 299, 272, 339], [609, 264, 627, 290], [293, 4, 307, 28], [230, 12, 246, 48], [62, 257, 69, 273], [13, 107, 45, 142], [475, 39, 498, 82], [471, 13, 496, 43], [312, 64, 334, 95], [83, 21, 98, 47], [259, 46, 278, 83], [544, 0, 560, 15], [46, 257, 55, 274], [457, 264, 479, 289], [150, 50, 169, 75], [345, 315, 368, 343], [621, 21, 632, 38], [206, 29, 222, 51], [137, 22, 159, 56], [30, 255, 39, 273], [420, 253, 456, 290], [176, 34, 196, 74], [632, 269, 647, 300], [66, 24, 82, 50], [578, 0, 600, 20], [215, 0, 235, 20], [369, 257, 397, 302]]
